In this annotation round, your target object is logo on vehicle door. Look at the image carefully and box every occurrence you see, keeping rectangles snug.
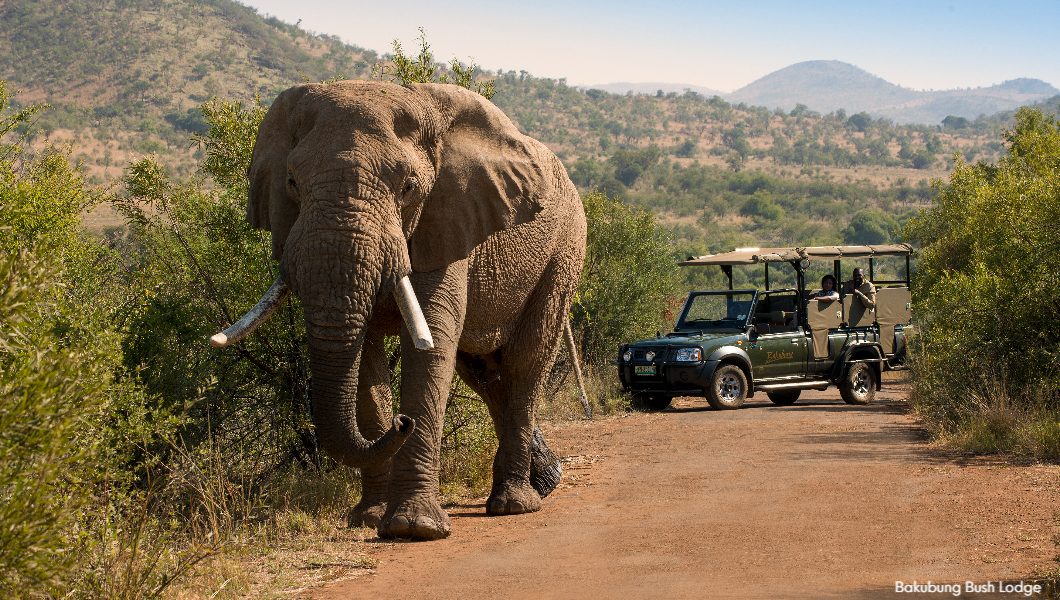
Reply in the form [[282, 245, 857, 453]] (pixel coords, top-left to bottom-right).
[[765, 350, 794, 364]]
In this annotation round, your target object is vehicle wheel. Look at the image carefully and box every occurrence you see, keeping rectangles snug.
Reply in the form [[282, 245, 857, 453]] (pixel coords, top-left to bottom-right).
[[707, 365, 747, 410], [766, 389, 801, 405], [839, 362, 876, 405], [633, 394, 672, 411]]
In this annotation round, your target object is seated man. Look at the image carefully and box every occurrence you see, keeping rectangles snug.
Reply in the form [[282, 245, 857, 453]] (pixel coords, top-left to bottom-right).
[[843, 267, 876, 308]]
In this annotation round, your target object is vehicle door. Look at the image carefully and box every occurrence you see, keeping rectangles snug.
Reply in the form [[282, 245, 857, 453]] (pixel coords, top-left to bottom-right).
[[748, 294, 807, 380], [749, 328, 807, 380], [805, 295, 843, 365], [874, 287, 912, 354]]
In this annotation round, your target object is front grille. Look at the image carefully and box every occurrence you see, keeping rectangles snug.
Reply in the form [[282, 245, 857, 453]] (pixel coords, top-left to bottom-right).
[[632, 346, 666, 363]]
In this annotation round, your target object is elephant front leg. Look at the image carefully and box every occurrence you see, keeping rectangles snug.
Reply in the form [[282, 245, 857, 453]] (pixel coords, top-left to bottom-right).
[[378, 264, 467, 541], [346, 325, 396, 529]]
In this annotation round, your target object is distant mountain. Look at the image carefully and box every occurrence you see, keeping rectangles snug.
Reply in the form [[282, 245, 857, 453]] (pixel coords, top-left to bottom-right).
[[584, 82, 723, 97], [725, 60, 1059, 124]]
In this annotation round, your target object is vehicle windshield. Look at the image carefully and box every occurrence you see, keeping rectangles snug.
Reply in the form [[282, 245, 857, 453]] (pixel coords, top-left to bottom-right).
[[676, 291, 757, 331]]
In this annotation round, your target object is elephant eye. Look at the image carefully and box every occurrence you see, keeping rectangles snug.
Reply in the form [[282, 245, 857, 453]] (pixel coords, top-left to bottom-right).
[[287, 176, 298, 191], [402, 179, 416, 194]]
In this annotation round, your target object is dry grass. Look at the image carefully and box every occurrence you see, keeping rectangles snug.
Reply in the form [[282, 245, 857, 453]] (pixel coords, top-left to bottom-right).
[[910, 373, 1060, 460]]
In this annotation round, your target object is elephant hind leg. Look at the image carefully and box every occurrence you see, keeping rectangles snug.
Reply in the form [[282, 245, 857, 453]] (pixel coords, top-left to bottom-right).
[[454, 352, 543, 515], [486, 249, 580, 512]]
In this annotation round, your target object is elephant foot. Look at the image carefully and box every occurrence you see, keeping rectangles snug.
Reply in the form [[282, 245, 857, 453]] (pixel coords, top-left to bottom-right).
[[347, 498, 387, 529], [378, 496, 452, 541], [486, 480, 542, 516], [529, 425, 563, 499]]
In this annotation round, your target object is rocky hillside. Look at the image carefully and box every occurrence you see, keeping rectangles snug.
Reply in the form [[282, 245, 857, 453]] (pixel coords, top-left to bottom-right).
[[725, 60, 1058, 124], [0, 0, 378, 179]]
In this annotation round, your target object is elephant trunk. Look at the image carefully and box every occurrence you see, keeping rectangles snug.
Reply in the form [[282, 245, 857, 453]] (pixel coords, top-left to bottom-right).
[[288, 195, 422, 469], [308, 343, 414, 468]]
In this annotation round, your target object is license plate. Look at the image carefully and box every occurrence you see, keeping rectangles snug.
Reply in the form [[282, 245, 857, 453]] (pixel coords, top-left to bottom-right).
[[635, 365, 656, 375]]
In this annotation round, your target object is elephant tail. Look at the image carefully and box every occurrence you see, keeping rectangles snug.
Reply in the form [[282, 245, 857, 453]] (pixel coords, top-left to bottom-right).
[[529, 425, 563, 498]]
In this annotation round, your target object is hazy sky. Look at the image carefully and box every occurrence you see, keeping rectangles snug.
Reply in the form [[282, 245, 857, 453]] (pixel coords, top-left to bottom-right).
[[243, 0, 1060, 93]]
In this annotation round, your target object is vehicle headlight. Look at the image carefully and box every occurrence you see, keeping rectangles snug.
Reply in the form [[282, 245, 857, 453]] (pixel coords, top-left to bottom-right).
[[675, 347, 702, 362], [645, 351, 656, 361], [622, 350, 633, 362]]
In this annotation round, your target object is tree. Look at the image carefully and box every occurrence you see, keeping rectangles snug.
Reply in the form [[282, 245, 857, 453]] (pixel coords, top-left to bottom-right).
[[722, 125, 751, 158], [941, 115, 970, 130], [725, 151, 746, 173], [911, 150, 936, 169], [903, 106, 1060, 427], [739, 190, 783, 221], [843, 209, 894, 245], [376, 28, 495, 99], [571, 191, 681, 367], [674, 139, 696, 158], [847, 112, 873, 132], [0, 80, 118, 596], [609, 146, 660, 187], [569, 157, 606, 188], [926, 134, 943, 154]]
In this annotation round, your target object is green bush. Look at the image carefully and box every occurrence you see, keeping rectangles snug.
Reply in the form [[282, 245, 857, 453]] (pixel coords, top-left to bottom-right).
[[0, 80, 123, 597], [904, 107, 1060, 454], [571, 191, 682, 368], [0, 250, 110, 596]]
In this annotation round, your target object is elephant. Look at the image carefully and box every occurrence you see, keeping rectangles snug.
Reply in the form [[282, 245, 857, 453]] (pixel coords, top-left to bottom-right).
[[210, 80, 587, 541]]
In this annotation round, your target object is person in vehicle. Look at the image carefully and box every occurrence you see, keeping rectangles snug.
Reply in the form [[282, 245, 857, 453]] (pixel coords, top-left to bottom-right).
[[843, 267, 876, 308], [809, 274, 839, 302]]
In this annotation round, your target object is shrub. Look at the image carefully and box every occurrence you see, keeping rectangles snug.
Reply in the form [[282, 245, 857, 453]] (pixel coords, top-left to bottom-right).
[[0, 250, 110, 596], [571, 191, 681, 368], [904, 107, 1060, 455]]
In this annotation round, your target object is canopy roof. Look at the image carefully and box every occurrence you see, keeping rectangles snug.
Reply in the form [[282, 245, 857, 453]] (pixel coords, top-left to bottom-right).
[[678, 244, 913, 267]]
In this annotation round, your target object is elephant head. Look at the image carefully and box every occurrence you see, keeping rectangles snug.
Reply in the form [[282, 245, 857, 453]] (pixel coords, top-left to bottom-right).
[[212, 81, 546, 468]]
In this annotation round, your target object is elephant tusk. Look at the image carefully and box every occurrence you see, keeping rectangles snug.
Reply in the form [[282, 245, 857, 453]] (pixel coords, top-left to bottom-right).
[[394, 276, 435, 350], [209, 277, 291, 347]]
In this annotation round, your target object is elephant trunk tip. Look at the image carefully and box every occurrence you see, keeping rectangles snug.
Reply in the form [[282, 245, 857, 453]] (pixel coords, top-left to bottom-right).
[[394, 414, 415, 436]]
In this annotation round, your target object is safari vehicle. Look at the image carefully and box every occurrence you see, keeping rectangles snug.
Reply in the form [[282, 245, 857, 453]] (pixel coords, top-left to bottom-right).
[[617, 245, 913, 410]]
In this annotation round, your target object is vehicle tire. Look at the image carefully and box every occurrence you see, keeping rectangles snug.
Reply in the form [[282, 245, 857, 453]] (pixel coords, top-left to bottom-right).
[[766, 389, 801, 405], [839, 362, 876, 405], [633, 394, 672, 411], [707, 364, 747, 410]]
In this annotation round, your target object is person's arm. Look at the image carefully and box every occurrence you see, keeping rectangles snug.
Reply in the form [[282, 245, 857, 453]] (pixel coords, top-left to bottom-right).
[[853, 284, 875, 308]]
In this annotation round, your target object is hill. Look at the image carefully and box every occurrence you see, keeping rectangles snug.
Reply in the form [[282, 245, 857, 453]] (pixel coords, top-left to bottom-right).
[[0, 0, 1049, 278], [725, 60, 1058, 124], [0, 0, 378, 180]]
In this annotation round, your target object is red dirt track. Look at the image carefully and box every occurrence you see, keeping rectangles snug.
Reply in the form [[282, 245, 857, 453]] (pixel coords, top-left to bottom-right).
[[312, 385, 1060, 599]]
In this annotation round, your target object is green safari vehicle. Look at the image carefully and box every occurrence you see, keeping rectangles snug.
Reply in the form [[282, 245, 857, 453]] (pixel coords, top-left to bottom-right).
[[617, 245, 913, 410]]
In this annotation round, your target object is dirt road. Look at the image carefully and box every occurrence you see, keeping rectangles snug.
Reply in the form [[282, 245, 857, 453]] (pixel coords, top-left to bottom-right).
[[313, 386, 1060, 599]]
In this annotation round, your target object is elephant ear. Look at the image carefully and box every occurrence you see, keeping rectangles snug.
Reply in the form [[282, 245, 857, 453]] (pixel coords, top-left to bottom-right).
[[248, 84, 312, 260], [407, 83, 547, 272]]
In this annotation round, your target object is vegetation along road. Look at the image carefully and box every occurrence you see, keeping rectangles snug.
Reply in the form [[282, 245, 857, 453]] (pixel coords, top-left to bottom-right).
[[313, 385, 1060, 599]]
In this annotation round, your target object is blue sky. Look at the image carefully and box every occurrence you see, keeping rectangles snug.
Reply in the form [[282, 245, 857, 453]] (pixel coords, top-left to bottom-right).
[[243, 0, 1060, 92]]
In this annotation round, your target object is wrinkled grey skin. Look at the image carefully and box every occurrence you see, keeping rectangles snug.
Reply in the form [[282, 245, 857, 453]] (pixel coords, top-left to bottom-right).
[[246, 81, 586, 540]]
